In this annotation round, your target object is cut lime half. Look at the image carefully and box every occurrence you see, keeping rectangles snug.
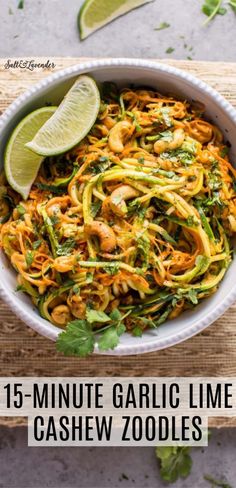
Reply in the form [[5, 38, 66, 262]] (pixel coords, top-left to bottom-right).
[[26, 75, 100, 156], [4, 107, 56, 200], [78, 0, 153, 40]]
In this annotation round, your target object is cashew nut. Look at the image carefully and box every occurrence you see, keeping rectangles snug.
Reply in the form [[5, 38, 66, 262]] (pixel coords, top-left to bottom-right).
[[51, 304, 71, 326], [85, 221, 117, 252], [108, 121, 132, 153], [154, 128, 185, 154], [109, 185, 139, 216]]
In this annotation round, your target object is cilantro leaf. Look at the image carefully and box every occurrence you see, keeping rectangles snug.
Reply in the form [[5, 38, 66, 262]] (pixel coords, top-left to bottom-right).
[[187, 289, 199, 305], [156, 446, 192, 483], [98, 326, 120, 351], [91, 201, 102, 218], [98, 322, 126, 351], [56, 320, 95, 357], [16, 204, 26, 216], [109, 308, 122, 321], [57, 238, 76, 256], [132, 326, 143, 337], [86, 309, 111, 324], [25, 250, 34, 268], [36, 183, 65, 195], [155, 22, 170, 30], [56, 308, 127, 357], [32, 239, 42, 250]]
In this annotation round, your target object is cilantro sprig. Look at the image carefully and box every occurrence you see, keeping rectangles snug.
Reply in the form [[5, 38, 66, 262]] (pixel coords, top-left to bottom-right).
[[155, 446, 192, 483], [204, 474, 233, 488], [56, 308, 129, 357]]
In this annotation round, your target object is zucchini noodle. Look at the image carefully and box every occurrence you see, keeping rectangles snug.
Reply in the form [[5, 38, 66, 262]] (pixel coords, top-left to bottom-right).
[[0, 83, 236, 334]]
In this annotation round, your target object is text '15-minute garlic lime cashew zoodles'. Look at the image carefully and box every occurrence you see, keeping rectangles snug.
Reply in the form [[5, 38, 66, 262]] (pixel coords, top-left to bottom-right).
[[1, 75, 236, 356]]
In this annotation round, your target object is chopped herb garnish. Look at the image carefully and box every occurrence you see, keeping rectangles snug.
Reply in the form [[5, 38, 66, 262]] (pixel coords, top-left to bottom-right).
[[25, 250, 34, 268], [56, 308, 129, 357], [202, 0, 227, 24], [36, 183, 65, 195], [156, 446, 192, 483], [57, 238, 76, 256], [91, 201, 102, 218], [16, 204, 26, 216], [17, 0, 24, 9], [32, 240, 42, 250]]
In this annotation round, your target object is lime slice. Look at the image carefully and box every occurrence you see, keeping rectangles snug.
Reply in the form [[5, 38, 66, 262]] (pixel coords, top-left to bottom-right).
[[26, 76, 100, 157], [78, 0, 153, 40], [4, 107, 56, 200]]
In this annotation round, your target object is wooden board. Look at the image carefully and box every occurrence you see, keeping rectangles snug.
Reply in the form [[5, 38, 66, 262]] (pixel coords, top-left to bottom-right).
[[1, 58, 236, 428]]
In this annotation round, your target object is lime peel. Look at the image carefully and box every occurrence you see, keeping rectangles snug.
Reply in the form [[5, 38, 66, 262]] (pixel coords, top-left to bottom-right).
[[78, 0, 153, 40], [4, 107, 56, 200]]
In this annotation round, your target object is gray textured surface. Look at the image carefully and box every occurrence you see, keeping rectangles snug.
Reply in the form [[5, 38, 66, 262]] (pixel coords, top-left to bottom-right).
[[0, 1, 236, 487], [0, 0, 235, 60], [0, 427, 235, 488]]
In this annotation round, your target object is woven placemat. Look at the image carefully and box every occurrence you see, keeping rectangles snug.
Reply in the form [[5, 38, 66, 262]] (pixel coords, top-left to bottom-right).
[[1, 58, 236, 428]]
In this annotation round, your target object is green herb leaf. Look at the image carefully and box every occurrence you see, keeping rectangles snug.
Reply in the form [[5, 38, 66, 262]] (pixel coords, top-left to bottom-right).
[[159, 107, 172, 127], [56, 320, 95, 357], [155, 22, 170, 30], [104, 262, 120, 275], [156, 446, 192, 483], [187, 289, 199, 305], [25, 250, 34, 268], [166, 47, 175, 54], [32, 239, 42, 250], [86, 309, 111, 324], [57, 238, 76, 256], [17, 0, 24, 9], [132, 326, 143, 337], [16, 204, 26, 216], [98, 325, 120, 351], [204, 474, 233, 488], [109, 308, 122, 321], [158, 130, 173, 142], [72, 284, 81, 296], [202, 0, 226, 24], [91, 201, 102, 218], [36, 182, 65, 195]]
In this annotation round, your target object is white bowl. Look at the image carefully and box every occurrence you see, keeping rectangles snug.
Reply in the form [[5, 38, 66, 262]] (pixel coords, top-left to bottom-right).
[[1, 58, 236, 356]]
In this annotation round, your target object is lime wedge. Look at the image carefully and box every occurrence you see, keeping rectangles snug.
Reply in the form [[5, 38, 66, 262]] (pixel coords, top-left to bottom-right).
[[26, 76, 100, 157], [78, 0, 153, 40], [4, 107, 56, 200]]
